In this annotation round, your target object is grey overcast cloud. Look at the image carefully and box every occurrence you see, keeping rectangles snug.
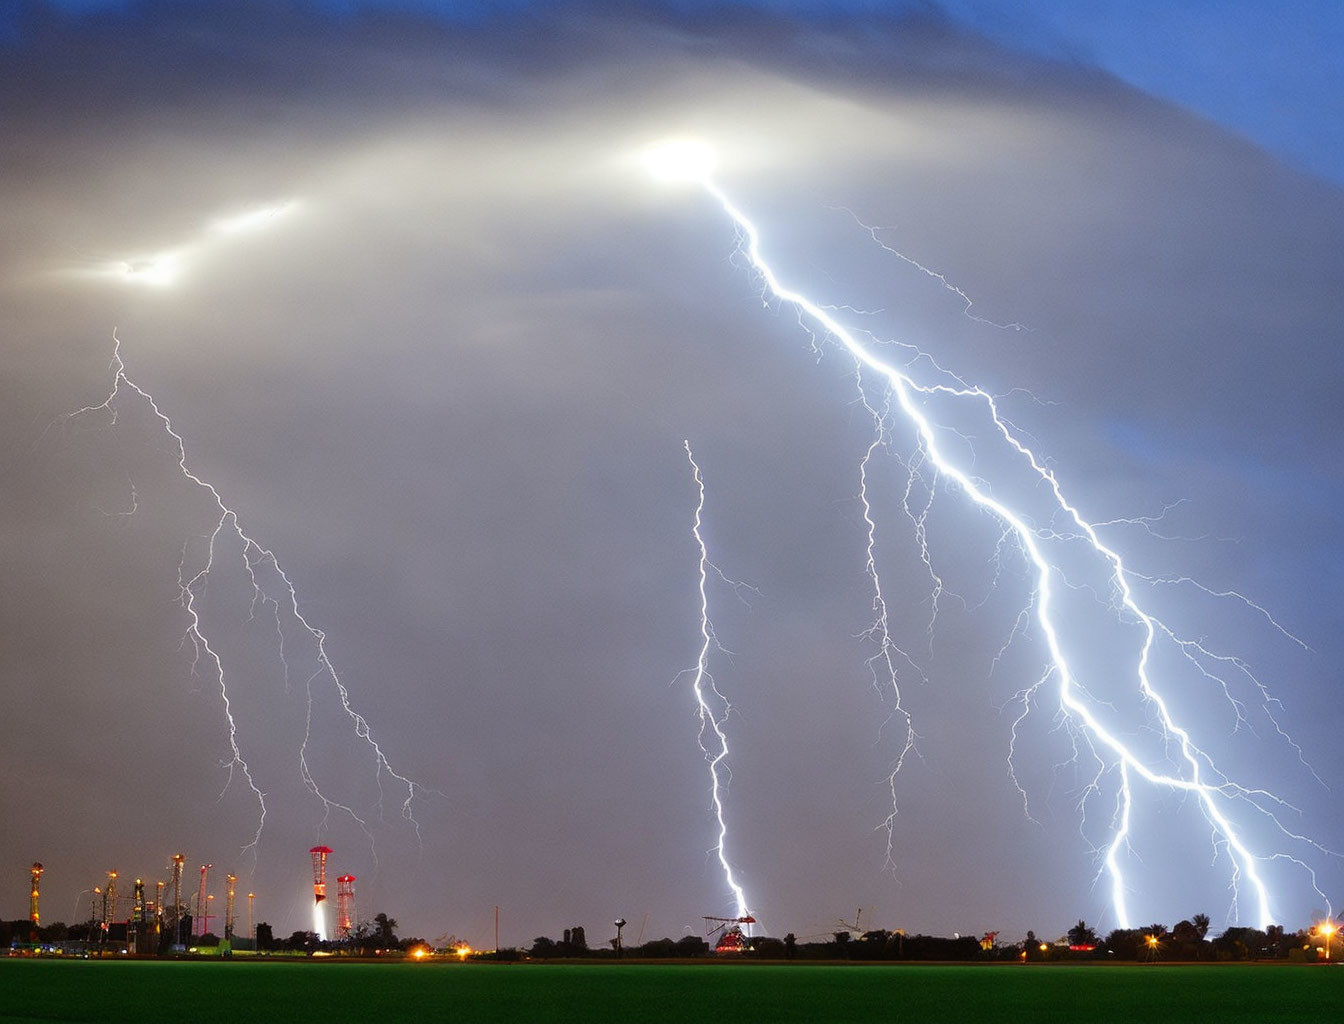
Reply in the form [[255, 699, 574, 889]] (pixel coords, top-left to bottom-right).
[[2, 1, 1341, 947]]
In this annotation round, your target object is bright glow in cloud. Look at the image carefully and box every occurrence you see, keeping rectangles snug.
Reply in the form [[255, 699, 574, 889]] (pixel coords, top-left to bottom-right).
[[642, 138, 718, 185], [209, 201, 296, 237], [62, 199, 298, 289]]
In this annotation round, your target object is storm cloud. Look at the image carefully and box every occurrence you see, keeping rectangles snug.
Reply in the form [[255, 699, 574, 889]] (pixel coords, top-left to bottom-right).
[[2, 1, 1341, 944]]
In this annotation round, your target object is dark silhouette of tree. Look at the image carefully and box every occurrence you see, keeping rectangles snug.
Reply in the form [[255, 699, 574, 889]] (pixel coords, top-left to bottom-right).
[[349, 921, 376, 954], [571, 925, 587, 951], [255, 922, 274, 951], [1103, 929, 1145, 959], [287, 930, 318, 952], [672, 934, 708, 956], [530, 936, 558, 958], [1192, 913, 1210, 939], [1211, 926, 1266, 960], [784, 933, 797, 960], [1170, 918, 1205, 956], [636, 937, 675, 957], [374, 913, 398, 948], [1067, 920, 1098, 947]]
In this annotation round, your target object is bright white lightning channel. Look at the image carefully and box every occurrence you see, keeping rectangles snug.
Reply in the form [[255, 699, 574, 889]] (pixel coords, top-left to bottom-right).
[[62, 330, 428, 857], [682, 440, 751, 921], [649, 139, 1330, 929]]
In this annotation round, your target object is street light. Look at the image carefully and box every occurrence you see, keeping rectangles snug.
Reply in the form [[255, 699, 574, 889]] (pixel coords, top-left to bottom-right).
[[1318, 921, 1336, 961]]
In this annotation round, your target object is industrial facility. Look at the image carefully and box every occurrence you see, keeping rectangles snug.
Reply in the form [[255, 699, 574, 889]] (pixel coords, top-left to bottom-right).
[[11, 845, 363, 956]]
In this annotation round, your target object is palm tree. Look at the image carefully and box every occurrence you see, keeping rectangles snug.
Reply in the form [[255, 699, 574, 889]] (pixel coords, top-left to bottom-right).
[[1067, 920, 1099, 947], [1192, 913, 1210, 940]]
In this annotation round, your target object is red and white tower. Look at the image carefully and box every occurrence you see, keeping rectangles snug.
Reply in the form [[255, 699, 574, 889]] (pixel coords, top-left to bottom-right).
[[309, 846, 332, 941], [336, 875, 356, 940], [195, 864, 211, 939]]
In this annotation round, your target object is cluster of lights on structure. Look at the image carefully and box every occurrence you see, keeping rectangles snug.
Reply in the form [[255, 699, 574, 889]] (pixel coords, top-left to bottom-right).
[[27, 855, 259, 952]]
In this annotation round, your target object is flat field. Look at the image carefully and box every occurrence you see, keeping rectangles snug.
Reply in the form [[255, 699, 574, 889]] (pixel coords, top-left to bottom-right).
[[2, 960, 1341, 1024]]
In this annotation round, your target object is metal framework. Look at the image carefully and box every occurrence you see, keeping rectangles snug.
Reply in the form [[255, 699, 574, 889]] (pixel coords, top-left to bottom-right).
[[195, 864, 212, 939], [225, 874, 237, 941], [29, 863, 42, 928], [104, 871, 118, 932], [309, 847, 332, 905], [170, 854, 185, 945], [336, 874, 356, 939], [310, 846, 332, 941]]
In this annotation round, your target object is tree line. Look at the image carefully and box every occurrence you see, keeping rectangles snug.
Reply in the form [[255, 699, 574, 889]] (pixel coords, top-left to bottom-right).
[[518, 915, 1330, 962]]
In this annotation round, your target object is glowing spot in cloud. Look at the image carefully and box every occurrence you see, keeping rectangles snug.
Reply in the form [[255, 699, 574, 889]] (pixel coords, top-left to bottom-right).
[[63, 198, 298, 289], [642, 138, 717, 185], [209, 201, 296, 237], [118, 252, 183, 288]]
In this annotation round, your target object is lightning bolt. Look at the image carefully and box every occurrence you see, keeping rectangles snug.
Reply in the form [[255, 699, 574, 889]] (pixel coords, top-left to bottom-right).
[[649, 141, 1331, 929], [60, 329, 429, 859], [680, 440, 751, 921]]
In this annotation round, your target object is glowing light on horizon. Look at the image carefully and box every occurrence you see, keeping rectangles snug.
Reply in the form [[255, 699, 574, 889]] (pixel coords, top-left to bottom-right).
[[648, 139, 1332, 929]]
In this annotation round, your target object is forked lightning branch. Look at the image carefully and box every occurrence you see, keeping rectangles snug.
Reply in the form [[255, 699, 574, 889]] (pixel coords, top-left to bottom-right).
[[643, 137, 1331, 930]]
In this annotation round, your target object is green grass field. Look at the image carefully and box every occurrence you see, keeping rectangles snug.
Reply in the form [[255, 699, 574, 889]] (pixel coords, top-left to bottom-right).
[[2, 960, 1341, 1024]]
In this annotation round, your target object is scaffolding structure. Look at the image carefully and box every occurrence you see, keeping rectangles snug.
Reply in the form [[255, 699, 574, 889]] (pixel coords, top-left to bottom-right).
[[170, 854, 185, 946], [336, 875, 356, 940], [103, 871, 118, 935], [195, 864, 212, 939], [225, 874, 237, 941], [29, 863, 42, 930], [310, 846, 332, 941]]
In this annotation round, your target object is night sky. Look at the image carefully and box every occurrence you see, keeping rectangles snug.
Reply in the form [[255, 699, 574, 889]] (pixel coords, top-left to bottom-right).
[[2, 1, 1341, 948]]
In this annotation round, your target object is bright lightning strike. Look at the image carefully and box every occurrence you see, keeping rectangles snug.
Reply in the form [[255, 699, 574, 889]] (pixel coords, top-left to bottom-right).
[[649, 139, 1331, 929], [681, 440, 751, 921], [60, 329, 429, 860]]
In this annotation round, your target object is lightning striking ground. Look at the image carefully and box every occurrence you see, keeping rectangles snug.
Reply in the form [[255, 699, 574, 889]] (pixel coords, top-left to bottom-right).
[[60, 330, 428, 859], [647, 140, 1331, 929], [681, 440, 751, 921]]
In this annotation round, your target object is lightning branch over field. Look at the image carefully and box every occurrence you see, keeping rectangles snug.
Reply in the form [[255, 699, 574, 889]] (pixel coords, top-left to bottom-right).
[[60, 330, 428, 858], [645, 139, 1331, 929], [681, 440, 751, 921]]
